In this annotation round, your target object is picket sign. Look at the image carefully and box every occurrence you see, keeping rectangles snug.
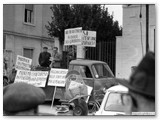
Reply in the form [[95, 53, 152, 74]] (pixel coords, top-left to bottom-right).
[[14, 70, 31, 84], [14, 70, 48, 87], [15, 55, 32, 71], [48, 68, 68, 108], [64, 27, 96, 47], [64, 27, 83, 46], [29, 71, 48, 87], [82, 30, 96, 47]]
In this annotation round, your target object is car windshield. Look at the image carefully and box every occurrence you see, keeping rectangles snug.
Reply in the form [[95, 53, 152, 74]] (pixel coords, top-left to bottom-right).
[[104, 92, 127, 112], [92, 64, 114, 78], [73, 65, 92, 78]]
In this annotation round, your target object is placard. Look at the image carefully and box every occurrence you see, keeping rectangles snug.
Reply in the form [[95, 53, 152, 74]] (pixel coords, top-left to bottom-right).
[[48, 68, 68, 87], [82, 30, 96, 47], [29, 71, 48, 87], [14, 70, 31, 84], [14, 70, 48, 87], [64, 27, 82, 45], [15, 55, 32, 70]]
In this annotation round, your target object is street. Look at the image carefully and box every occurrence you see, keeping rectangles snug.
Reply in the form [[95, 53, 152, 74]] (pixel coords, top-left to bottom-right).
[[38, 101, 73, 116], [38, 101, 93, 116]]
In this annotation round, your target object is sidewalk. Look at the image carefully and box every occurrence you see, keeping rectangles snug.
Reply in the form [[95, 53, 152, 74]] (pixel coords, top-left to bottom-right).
[[38, 104, 73, 116]]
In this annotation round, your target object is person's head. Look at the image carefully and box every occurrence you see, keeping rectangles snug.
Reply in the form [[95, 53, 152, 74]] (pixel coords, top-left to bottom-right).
[[117, 52, 155, 114], [43, 47, 48, 52], [53, 47, 58, 53], [3, 82, 46, 115]]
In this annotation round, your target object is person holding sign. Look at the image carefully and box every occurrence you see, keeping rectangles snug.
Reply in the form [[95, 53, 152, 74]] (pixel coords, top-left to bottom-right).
[[38, 47, 51, 68]]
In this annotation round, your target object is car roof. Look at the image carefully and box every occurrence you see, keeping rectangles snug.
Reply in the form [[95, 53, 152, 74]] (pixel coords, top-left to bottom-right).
[[107, 85, 128, 92], [70, 59, 106, 65]]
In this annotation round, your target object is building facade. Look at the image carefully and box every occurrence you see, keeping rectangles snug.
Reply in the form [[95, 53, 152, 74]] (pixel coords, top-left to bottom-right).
[[3, 4, 61, 72], [116, 4, 155, 79]]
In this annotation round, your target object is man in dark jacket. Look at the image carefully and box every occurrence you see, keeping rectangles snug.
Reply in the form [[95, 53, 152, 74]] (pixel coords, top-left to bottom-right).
[[38, 47, 51, 67]]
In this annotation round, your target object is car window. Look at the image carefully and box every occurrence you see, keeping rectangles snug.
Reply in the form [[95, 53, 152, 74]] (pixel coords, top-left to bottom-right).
[[73, 65, 92, 78], [92, 64, 113, 78], [104, 92, 127, 112]]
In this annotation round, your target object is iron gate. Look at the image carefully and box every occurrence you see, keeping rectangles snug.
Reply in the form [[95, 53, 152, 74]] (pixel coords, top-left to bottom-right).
[[85, 40, 116, 75]]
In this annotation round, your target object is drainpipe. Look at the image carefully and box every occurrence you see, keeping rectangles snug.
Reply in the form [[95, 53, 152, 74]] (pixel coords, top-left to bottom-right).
[[146, 4, 149, 53]]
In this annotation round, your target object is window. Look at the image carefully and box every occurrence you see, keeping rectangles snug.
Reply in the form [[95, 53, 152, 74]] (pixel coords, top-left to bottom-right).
[[23, 48, 34, 59], [24, 4, 34, 24], [92, 64, 113, 78], [73, 65, 92, 78]]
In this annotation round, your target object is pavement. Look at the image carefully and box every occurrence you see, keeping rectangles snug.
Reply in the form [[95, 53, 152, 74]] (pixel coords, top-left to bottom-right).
[[38, 101, 94, 116], [38, 103, 73, 116]]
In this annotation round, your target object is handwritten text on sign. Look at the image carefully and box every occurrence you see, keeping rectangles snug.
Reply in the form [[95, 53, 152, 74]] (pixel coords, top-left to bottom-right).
[[82, 30, 96, 47], [48, 69, 68, 87], [29, 71, 48, 87], [64, 27, 82, 45], [15, 55, 32, 70], [14, 70, 48, 87], [14, 70, 31, 84]]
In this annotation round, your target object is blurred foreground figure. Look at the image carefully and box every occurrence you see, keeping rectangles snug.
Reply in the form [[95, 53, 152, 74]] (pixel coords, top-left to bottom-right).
[[117, 52, 155, 115], [3, 82, 46, 116]]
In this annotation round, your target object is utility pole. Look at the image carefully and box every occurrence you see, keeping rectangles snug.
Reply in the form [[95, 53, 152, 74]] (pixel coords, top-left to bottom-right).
[[146, 4, 149, 52]]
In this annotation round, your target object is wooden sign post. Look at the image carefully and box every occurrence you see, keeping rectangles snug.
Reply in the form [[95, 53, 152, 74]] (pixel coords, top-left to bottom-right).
[[48, 68, 68, 108]]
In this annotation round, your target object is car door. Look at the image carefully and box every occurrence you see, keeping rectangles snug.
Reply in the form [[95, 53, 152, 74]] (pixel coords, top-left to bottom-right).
[[92, 63, 117, 101]]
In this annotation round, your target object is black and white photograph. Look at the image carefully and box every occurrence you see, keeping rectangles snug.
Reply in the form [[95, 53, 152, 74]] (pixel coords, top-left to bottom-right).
[[2, 3, 156, 117]]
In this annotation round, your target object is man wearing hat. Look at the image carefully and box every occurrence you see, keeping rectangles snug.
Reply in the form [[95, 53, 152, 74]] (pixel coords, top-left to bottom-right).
[[38, 47, 51, 68], [116, 52, 155, 115], [3, 82, 46, 115]]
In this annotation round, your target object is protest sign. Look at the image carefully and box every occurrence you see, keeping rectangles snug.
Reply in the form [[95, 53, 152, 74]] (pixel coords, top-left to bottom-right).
[[15, 55, 32, 70], [30, 71, 48, 87], [48, 68, 68, 108], [64, 27, 82, 46], [14, 70, 31, 84], [14, 70, 48, 87], [82, 30, 96, 47], [48, 68, 68, 87]]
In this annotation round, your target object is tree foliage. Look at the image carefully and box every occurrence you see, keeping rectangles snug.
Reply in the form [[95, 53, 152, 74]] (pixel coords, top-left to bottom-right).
[[46, 4, 122, 44]]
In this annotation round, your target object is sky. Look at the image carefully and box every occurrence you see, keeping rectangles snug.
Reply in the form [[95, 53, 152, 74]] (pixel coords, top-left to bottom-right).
[[105, 5, 123, 27]]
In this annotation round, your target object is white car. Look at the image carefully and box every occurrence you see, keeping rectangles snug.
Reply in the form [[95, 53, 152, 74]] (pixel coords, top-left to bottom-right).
[[95, 85, 128, 115]]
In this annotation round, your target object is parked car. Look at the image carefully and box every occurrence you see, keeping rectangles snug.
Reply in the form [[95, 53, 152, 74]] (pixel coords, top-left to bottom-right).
[[95, 85, 129, 115]]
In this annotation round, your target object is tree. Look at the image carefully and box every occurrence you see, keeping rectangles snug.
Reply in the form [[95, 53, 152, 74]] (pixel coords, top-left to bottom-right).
[[45, 4, 122, 44]]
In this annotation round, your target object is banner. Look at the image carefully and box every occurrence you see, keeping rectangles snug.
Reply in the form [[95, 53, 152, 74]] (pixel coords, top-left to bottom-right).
[[14, 70, 48, 87], [64, 27, 82, 45], [29, 71, 48, 87], [82, 30, 96, 47], [48, 68, 68, 87], [15, 55, 32, 70]]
